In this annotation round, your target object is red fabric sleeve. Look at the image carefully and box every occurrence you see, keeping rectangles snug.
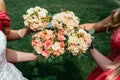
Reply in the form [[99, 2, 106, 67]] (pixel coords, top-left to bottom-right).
[[0, 11, 10, 30]]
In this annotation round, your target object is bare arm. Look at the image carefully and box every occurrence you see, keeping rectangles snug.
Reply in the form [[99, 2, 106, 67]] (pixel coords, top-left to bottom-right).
[[2, 26, 31, 40], [80, 16, 111, 32], [0, 0, 31, 40], [6, 28, 31, 40], [89, 48, 112, 71], [6, 48, 37, 63], [0, 0, 6, 11]]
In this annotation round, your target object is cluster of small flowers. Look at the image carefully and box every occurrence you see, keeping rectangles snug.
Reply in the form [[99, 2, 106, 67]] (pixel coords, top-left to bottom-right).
[[51, 11, 80, 35], [51, 11, 92, 55], [31, 29, 66, 58], [67, 29, 92, 55], [23, 6, 51, 31], [23, 6, 93, 59]]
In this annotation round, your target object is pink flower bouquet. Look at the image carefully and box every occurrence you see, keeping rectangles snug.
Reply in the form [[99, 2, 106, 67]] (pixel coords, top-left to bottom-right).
[[31, 29, 66, 59]]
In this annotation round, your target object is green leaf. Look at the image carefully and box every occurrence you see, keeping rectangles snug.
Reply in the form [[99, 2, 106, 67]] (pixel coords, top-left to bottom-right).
[[89, 29, 95, 35], [46, 22, 53, 28]]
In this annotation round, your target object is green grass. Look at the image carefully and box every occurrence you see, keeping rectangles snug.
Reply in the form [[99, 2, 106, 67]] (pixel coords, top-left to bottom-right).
[[6, 0, 119, 80]]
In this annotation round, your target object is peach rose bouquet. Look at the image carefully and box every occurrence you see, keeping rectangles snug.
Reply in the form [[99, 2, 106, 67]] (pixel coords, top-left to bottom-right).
[[31, 29, 66, 59], [23, 6, 51, 31], [51, 11, 80, 35]]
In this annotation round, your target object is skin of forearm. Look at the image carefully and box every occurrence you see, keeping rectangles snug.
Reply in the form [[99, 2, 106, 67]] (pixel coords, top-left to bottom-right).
[[80, 16, 111, 32], [7, 29, 27, 40], [80, 23, 105, 33], [0, 0, 6, 12], [6, 48, 37, 63], [6, 30, 20, 40], [94, 16, 111, 32], [90, 48, 112, 71]]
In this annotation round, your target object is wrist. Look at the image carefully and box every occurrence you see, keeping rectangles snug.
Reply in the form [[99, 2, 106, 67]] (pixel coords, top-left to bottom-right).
[[89, 43, 94, 51], [18, 28, 31, 38], [89, 48, 96, 55], [18, 29, 24, 38]]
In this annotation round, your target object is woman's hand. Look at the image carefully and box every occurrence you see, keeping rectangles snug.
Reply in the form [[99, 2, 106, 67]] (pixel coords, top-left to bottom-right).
[[80, 23, 96, 31], [18, 27, 32, 38]]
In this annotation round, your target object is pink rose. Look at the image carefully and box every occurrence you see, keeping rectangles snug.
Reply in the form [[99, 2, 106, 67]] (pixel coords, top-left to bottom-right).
[[34, 46, 42, 54], [57, 30, 65, 40], [41, 50, 50, 58], [44, 34, 51, 40], [84, 34, 91, 45], [46, 30, 53, 35], [40, 33, 46, 39], [53, 51, 60, 56], [31, 40, 36, 46], [36, 42, 43, 47], [43, 40, 53, 50], [60, 41, 64, 47]]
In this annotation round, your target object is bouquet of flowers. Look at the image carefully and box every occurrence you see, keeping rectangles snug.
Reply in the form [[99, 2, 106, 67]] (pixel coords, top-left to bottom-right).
[[51, 11, 80, 35], [23, 6, 94, 61], [23, 6, 51, 31], [67, 29, 92, 56], [31, 29, 66, 59]]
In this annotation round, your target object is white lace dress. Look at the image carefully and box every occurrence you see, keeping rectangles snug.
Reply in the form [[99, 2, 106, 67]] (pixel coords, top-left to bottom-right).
[[0, 31, 28, 80]]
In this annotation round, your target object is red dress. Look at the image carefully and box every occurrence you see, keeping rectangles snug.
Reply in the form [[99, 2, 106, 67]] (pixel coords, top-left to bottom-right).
[[0, 11, 10, 30], [87, 29, 120, 80], [95, 69, 120, 80]]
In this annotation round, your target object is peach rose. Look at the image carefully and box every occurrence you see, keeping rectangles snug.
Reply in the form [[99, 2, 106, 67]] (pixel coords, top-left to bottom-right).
[[53, 51, 60, 56], [43, 40, 53, 50], [41, 50, 50, 58], [34, 46, 42, 54], [57, 30, 65, 40]]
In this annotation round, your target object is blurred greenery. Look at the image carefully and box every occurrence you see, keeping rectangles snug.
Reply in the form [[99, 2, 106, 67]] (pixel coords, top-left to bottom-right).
[[6, 0, 120, 80]]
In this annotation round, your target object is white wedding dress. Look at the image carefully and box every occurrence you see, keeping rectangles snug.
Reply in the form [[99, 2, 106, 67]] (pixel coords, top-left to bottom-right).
[[0, 31, 28, 80]]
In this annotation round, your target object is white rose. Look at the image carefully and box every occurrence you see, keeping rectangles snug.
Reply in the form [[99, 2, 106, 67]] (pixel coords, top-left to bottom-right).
[[78, 29, 87, 34], [42, 8, 48, 14], [27, 8, 34, 15], [78, 38, 86, 47], [34, 6, 41, 11], [24, 21, 29, 26], [73, 47, 79, 53], [59, 48, 65, 54], [68, 36, 79, 44], [33, 18, 39, 23], [31, 23, 39, 31], [52, 42, 60, 51], [68, 26, 74, 30], [23, 15, 27, 20], [39, 12, 46, 17]]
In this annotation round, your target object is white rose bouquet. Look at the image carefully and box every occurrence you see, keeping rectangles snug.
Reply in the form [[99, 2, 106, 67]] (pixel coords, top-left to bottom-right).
[[67, 29, 92, 55], [23, 6, 51, 31]]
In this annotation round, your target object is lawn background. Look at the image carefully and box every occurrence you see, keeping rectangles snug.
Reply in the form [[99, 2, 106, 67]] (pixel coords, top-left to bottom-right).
[[6, 0, 120, 80]]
